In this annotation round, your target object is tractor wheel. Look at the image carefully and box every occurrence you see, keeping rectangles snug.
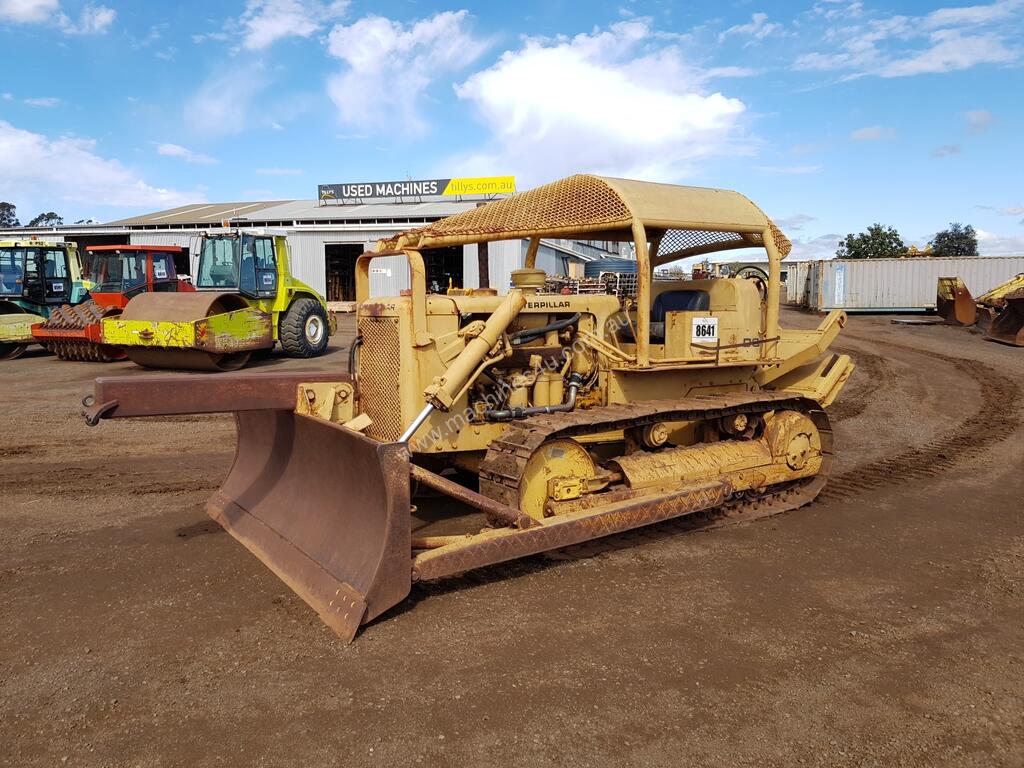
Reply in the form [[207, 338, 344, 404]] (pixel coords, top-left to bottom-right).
[[280, 298, 329, 358], [1, 342, 27, 360]]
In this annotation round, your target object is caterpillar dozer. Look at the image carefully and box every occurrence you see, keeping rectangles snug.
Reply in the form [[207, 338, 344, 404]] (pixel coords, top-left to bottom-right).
[[32, 245, 195, 362], [936, 273, 1024, 345], [83, 175, 855, 641], [0, 239, 89, 359], [101, 230, 332, 370]]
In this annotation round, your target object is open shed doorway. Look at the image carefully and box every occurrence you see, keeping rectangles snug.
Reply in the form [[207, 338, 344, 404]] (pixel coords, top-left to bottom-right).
[[423, 245, 464, 293], [325, 243, 365, 302]]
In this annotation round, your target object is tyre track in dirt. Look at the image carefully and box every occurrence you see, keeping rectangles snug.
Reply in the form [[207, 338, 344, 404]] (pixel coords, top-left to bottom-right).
[[821, 341, 1020, 500]]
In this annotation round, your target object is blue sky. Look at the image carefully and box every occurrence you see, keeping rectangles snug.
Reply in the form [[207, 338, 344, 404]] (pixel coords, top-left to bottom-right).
[[0, 0, 1021, 258]]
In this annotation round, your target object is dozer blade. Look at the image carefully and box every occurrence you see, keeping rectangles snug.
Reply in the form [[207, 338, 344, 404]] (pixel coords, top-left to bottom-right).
[[936, 276, 978, 326], [209, 410, 412, 642], [985, 289, 1024, 346]]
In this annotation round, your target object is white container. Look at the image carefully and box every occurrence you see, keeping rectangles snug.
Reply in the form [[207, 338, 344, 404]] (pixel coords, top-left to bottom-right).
[[785, 261, 812, 305], [808, 256, 1024, 312]]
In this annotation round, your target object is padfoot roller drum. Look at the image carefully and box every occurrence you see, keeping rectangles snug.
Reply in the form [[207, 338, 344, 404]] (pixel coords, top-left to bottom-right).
[[33, 299, 126, 362]]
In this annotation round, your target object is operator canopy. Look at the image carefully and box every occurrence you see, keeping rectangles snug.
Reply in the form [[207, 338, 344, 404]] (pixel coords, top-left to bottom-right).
[[386, 174, 792, 265]]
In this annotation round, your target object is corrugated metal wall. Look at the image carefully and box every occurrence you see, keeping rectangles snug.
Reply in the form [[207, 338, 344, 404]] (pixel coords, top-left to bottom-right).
[[808, 256, 1024, 311], [288, 230, 397, 296], [123, 228, 591, 299]]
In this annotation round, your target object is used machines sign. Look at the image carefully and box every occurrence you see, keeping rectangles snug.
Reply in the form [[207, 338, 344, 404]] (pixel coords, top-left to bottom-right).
[[319, 176, 516, 202]]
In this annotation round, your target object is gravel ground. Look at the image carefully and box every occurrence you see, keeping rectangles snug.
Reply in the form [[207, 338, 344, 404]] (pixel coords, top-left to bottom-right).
[[0, 308, 1022, 768]]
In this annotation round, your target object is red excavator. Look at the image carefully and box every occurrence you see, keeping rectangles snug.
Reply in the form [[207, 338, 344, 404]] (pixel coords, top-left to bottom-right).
[[33, 245, 194, 361]]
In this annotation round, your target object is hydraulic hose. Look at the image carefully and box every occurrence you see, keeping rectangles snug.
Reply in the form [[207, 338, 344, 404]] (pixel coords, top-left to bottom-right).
[[347, 334, 362, 376], [510, 313, 581, 346], [483, 373, 584, 422]]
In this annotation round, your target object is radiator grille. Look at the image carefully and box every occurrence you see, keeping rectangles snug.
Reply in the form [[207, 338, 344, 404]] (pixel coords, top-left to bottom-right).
[[358, 317, 403, 442]]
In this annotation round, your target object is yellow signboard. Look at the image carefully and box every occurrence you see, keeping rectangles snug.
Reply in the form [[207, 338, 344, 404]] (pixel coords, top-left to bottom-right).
[[441, 176, 517, 196]]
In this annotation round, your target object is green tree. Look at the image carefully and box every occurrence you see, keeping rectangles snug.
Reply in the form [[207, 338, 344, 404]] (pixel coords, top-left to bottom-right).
[[930, 223, 978, 257], [836, 223, 907, 259], [27, 211, 63, 227], [0, 202, 19, 227]]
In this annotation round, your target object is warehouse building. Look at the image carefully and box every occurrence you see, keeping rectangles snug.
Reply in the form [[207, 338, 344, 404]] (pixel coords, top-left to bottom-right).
[[0, 176, 626, 300]]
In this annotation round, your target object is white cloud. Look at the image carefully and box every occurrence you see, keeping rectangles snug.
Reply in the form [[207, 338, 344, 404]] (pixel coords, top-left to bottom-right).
[[775, 213, 817, 230], [790, 233, 843, 260], [184, 64, 269, 137], [0, 0, 113, 32], [155, 142, 217, 165], [795, 2, 1021, 78], [976, 228, 1024, 255], [58, 3, 114, 34], [754, 164, 823, 174], [997, 204, 1024, 215], [719, 12, 783, 43], [240, 0, 348, 50], [923, 0, 1023, 29], [24, 96, 60, 107], [705, 65, 759, 78], [450, 20, 747, 184], [932, 144, 961, 156], [878, 29, 1015, 76], [255, 167, 303, 175], [966, 109, 995, 133], [192, 30, 229, 43], [326, 10, 487, 137], [0, 0, 57, 23], [850, 125, 894, 140], [0, 120, 199, 209]]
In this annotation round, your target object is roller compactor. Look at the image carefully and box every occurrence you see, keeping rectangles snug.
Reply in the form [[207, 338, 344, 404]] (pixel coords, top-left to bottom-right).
[[84, 175, 855, 641], [101, 230, 332, 370], [32, 245, 195, 362]]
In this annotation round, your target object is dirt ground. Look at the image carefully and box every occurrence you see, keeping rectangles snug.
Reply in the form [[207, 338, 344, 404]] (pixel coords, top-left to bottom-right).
[[1, 308, 1022, 768]]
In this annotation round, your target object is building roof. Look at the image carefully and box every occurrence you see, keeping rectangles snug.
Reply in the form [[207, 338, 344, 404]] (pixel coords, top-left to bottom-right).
[[102, 198, 480, 229], [385, 174, 791, 261], [87, 244, 183, 252], [107, 201, 294, 226]]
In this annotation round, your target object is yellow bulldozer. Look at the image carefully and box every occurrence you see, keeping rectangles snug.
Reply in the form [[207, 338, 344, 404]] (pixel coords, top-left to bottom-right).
[[936, 273, 1024, 346], [83, 175, 854, 641]]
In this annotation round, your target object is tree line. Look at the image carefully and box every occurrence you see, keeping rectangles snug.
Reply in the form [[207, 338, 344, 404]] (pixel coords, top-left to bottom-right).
[[836, 222, 978, 259], [0, 202, 65, 227]]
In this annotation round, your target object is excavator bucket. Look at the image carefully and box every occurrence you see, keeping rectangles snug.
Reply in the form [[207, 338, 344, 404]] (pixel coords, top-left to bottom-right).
[[985, 288, 1024, 346], [210, 409, 412, 641], [936, 277, 977, 326]]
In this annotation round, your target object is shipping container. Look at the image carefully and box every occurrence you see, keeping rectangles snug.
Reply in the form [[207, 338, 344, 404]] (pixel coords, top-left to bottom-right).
[[808, 256, 1024, 312], [786, 261, 812, 305]]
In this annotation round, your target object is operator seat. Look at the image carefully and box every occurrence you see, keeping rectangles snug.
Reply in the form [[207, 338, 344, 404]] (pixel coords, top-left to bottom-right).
[[650, 289, 710, 342]]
